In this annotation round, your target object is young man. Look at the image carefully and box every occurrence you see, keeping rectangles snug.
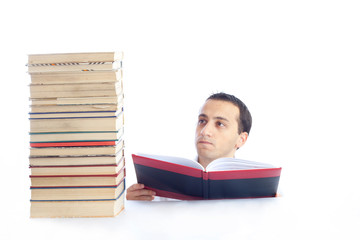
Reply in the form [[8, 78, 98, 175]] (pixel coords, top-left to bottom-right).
[[126, 92, 252, 201]]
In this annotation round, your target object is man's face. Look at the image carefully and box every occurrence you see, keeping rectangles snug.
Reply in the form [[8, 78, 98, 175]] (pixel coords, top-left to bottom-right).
[[195, 99, 246, 163]]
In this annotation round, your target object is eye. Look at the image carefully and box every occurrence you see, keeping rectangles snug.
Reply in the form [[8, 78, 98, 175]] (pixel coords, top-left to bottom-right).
[[198, 119, 206, 125], [216, 121, 225, 127]]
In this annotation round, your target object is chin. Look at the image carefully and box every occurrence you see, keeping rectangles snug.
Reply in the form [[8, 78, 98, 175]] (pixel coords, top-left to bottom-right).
[[197, 151, 216, 160]]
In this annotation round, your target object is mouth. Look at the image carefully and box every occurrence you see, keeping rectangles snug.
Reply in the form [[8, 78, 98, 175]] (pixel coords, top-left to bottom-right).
[[197, 140, 213, 145]]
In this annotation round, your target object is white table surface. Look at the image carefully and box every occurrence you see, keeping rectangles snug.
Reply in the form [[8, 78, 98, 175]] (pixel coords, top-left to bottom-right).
[[2, 175, 359, 240]]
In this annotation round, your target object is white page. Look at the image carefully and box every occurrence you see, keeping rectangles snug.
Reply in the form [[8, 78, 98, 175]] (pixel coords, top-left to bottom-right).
[[136, 153, 204, 170], [207, 158, 276, 171], [136, 153, 277, 172]]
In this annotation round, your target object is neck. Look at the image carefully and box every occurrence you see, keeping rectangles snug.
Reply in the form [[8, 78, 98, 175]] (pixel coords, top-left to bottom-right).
[[198, 153, 237, 168], [198, 156, 213, 168]]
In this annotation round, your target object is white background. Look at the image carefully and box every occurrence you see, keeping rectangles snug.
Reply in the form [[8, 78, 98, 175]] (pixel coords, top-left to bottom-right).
[[0, 0, 359, 239]]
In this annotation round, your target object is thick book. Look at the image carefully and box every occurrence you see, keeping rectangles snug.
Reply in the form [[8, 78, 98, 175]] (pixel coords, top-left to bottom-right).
[[30, 167, 126, 187], [29, 128, 123, 143], [29, 149, 124, 166], [30, 189, 125, 218], [29, 82, 122, 98], [29, 140, 124, 157], [132, 154, 281, 200], [30, 70, 122, 84], [27, 61, 122, 73], [30, 161, 124, 176], [28, 52, 123, 65], [30, 139, 122, 148], [29, 110, 123, 119], [30, 99, 123, 113], [29, 112, 124, 132], [31, 178, 125, 200], [30, 96, 121, 106]]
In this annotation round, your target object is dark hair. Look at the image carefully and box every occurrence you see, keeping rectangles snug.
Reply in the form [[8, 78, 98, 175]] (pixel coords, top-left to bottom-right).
[[207, 92, 252, 135]]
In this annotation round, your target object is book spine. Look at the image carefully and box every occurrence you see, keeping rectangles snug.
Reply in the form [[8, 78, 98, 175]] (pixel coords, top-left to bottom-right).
[[202, 171, 209, 200]]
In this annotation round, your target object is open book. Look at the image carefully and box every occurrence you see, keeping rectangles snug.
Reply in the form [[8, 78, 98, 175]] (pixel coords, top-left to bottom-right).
[[132, 153, 282, 200]]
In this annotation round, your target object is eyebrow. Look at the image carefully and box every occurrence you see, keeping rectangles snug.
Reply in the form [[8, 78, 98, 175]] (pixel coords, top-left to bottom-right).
[[198, 114, 229, 122]]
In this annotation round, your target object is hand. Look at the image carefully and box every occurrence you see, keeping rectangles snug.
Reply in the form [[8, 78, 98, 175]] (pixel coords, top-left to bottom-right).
[[126, 183, 156, 201]]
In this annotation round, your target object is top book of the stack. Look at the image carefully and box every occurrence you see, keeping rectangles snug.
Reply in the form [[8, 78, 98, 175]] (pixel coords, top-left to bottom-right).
[[27, 52, 123, 73]]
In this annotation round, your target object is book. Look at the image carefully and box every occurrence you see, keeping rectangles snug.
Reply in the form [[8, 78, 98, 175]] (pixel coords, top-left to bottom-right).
[[30, 189, 125, 218], [29, 108, 123, 119], [29, 112, 124, 132], [30, 96, 121, 106], [132, 153, 282, 200], [30, 161, 124, 176], [30, 139, 122, 148], [30, 103, 122, 113], [29, 151, 124, 166], [30, 70, 122, 84], [29, 149, 124, 166], [31, 178, 125, 200], [29, 82, 122, 98], [29, 141, 124, 157], [30, 167, 126, 187], [27, 61, 122, 73], [30, 129, 123, 143], [30, 81, 120, 92], [28, 52, 123, 65]]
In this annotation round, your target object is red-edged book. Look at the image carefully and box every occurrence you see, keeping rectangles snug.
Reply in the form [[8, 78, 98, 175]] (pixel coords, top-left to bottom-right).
[[132, 153, 282, 200], [30, 140, 119, 148]]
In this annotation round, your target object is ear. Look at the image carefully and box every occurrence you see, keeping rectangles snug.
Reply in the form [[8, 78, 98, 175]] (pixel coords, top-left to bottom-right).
[[236, 132, 248, 149]]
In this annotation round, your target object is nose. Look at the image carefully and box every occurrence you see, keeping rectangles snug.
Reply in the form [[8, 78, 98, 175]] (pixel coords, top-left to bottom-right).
[[200, 122, 213, 137]]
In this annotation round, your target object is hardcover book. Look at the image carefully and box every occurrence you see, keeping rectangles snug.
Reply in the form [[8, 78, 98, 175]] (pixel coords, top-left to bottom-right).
[[30, 96, 121, 106], [29, 140, 124, 157], [30, 128, 124, 142], [30, 139, 122, 148], [30, 167, 126, 187], [29, 112, 124, 132], [132, 153, 281, 200], [31, 178, 125, 200], [28, 52, 123, 64], [30, 70, 122, 84], [29, 82, 122, 98], [29, 110, 123, 119], [29, 150, 124, 166], [30, 189, 125, 218], [30, 99, 123, 113], [30, 160, 124, 176]]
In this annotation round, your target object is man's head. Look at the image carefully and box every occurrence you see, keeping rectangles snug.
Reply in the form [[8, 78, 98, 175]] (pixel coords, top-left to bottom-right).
[[195, 92, 252, 167], [207, 92, 252, 135]]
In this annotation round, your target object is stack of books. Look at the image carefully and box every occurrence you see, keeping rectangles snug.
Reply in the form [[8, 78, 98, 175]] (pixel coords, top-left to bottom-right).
[[27, 52, 125, 218]]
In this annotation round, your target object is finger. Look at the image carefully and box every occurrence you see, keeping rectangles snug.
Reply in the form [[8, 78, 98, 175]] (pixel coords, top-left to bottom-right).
[[126, 189, 156, 201], [135, 189, 156, 196], [128, 183, 145, 191], [127, 189, 156, 197], [131, 195, 155, 201]]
